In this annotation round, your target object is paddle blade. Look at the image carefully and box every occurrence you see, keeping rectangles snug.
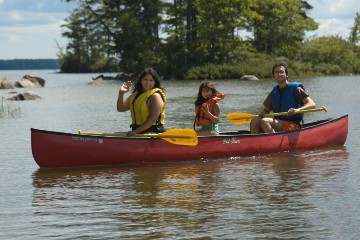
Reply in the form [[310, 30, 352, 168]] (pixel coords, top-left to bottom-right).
[[226, 112, 257, 125], [156, 128, 198, 146]]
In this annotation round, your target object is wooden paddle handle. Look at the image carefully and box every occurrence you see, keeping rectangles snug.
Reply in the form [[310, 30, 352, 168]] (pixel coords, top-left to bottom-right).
[[267, 106, 327, 117]]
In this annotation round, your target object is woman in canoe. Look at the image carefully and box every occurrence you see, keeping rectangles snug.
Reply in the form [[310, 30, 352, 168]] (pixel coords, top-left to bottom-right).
[[250, 62, 316, 134], [117, 68, 166, 136], [194, 80, 225, 136]]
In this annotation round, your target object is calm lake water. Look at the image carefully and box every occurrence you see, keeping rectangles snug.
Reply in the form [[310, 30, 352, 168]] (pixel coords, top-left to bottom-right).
[[1, 70, 359, 239]]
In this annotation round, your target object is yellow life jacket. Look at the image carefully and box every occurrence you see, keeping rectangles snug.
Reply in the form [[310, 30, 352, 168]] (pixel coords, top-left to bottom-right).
[[129, 88, 166, 126], [194, 94, 225, 126]]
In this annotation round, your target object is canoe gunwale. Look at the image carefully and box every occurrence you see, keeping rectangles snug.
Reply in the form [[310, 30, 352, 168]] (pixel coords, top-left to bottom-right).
[[209, 114, 348, 138], [31, 114, 348, 140]]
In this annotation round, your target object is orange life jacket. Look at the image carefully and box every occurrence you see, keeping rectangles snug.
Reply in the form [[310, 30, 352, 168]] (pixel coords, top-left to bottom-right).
[[194, 94, 225, 126]]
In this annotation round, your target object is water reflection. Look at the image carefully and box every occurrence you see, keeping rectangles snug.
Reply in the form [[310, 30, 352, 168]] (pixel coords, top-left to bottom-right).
[[230, 147, 349, 238], [31, 147, 349, 238], [31, 162, 222, 238]]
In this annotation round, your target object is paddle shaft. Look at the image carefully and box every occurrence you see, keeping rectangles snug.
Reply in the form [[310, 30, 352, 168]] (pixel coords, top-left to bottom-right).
[[264, 106, 327, 118], [226, 106, 327, 124], [78, 131, 193, 139], [78, 128, 199, 146]]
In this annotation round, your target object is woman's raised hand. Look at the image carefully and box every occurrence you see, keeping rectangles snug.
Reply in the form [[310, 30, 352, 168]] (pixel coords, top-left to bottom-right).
[[120, 81, 132, 93]]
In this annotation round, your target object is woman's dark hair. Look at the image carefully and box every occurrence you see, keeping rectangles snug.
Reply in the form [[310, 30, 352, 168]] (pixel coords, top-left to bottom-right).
[[194, 80, 219, 106], [272, 62, 289, 76], [132, 68, 163, 93]]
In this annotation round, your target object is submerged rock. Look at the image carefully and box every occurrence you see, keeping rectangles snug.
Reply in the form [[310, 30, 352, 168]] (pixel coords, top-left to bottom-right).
[[0, 78, 15, 89], [14, 75, 45, 88], [240, 75, 259, 81], [7, 91, 42, 101]]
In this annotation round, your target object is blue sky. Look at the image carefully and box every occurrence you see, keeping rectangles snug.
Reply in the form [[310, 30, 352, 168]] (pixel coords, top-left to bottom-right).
[[0, 0, 358, 60]]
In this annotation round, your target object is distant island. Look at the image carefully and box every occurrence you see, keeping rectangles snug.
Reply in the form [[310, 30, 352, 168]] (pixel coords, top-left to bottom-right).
[[0, 59, 60, 70]]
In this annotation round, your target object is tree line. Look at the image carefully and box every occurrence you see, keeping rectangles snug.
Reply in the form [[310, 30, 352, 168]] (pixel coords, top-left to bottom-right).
[[0, 59, 59, 70], [60, 0, 360, 79]]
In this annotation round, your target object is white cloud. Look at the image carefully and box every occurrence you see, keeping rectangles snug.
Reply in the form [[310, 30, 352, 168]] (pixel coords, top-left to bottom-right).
[[6, 34, 22, 43], [35, 1, 45, 10], [0, 19, 70, 59], [306, 0, 358, 38], [307, 18, 354, 39], [0, 0, 76, 59], [8, 10, 23, 21], [307, 0, 358, 19]]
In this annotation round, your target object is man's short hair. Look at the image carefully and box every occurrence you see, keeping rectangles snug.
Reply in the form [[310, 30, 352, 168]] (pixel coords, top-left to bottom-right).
[[272, 63, 288, 76]]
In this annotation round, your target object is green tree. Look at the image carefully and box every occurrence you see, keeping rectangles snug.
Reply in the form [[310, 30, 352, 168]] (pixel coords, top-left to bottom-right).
[[64, 0, 167, 74], [61, 0, 360, 78], [161, 0, 195, 77], [162, 0, 260, 78], [299, 35, 357, 74], [192, 0, 253, 64], [349, 12, 360, 45], [61, 1, 117, 72], [249, 0, 317, 55], [349, 11, 360, 67], [113, 0, 166, 73]]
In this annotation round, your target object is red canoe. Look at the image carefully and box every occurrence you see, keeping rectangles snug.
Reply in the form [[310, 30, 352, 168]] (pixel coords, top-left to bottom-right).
[[31, 114, 348, 168]]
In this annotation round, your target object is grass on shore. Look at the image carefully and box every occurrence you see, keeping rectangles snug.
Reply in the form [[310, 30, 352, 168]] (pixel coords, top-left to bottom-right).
[[0, 97, 21, 118]]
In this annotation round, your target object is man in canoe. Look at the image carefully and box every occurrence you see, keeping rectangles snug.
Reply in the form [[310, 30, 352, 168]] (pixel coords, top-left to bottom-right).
[[250, 62, 316, 133], [117, 68, 166, 136]]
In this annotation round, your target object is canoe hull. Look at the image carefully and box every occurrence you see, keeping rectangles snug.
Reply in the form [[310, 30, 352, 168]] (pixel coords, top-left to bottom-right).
[[31, 115, 348, 168]]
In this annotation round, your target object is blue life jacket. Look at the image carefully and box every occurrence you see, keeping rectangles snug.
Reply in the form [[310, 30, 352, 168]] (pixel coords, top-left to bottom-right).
[[271, 82, 304, 122]]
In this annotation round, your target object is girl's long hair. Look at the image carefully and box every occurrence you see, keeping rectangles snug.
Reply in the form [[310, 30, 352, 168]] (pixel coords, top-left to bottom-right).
[[194, 80, 219, 106], [132, 68, 163, 94]]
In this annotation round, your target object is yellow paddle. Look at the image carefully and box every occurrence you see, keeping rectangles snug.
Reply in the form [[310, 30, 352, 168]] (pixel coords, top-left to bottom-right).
[[226, 106, 328, 125], [78, 128, 198, 146]]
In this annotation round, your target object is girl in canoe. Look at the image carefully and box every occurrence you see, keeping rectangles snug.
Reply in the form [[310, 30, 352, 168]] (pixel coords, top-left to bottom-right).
[[194, 80, 225, 136], [117, 68, 166, 136]]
